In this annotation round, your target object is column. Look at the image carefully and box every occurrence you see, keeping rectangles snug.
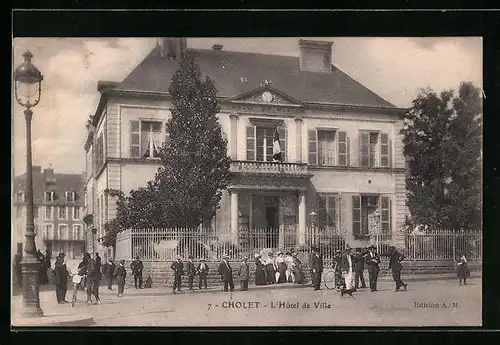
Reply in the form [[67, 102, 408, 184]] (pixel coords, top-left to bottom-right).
[[295, 117, 303, 163], [298, 191, 306, 246], [230, 190, 239, 244]]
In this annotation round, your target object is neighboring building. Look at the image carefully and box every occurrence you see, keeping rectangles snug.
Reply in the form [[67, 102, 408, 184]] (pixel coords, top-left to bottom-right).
[[83, 38, 407, 257], [12, 166, 86, 260]]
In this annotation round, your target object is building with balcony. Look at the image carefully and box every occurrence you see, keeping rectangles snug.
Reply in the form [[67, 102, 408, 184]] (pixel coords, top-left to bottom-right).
[[12, 166, 86, 260], [84, 38, 407, 256]]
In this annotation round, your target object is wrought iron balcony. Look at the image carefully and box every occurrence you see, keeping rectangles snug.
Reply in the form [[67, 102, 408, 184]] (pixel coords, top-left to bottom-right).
[[230, 160, 311, 176]]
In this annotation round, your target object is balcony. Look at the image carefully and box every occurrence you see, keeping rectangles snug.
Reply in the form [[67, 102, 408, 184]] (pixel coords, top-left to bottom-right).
[[44, 232, 86, 242], [230, 160, 312, 176]]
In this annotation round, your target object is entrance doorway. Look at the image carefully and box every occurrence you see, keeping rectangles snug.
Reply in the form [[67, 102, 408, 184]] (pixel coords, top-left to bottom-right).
[[265, 196, 279, 248]]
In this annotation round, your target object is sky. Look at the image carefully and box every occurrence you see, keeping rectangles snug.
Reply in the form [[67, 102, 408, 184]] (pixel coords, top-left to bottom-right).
[[12, 37, 482, 176]]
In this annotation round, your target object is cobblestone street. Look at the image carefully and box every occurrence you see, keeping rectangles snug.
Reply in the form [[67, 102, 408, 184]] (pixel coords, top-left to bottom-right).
[[12, 275, 481, 327]]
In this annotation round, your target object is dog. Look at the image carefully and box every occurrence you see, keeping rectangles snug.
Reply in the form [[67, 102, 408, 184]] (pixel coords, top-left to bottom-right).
[[340, 288, 354, 298]]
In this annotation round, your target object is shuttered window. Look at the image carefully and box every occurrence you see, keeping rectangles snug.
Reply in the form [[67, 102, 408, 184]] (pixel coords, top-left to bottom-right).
[[318, 194, 338, 231], [310, 129, 349, 166], [380, 133, 389, 167], [338, 131, 348, 166], [380, 196, 392, 234], [359, 131, 390, 167], [246, 126, 256, 160], [352, 195, 361, 236], [130, 120, 140, 158], [308, 130, 317, 165]]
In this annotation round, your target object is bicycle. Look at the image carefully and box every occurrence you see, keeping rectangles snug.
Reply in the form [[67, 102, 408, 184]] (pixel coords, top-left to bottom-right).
[[323, 263, 345, 291], [71, 274, 86, 307]]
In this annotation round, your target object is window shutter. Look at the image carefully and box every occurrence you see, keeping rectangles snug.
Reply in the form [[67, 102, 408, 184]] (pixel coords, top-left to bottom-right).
[[246, 126, 256, 160], [352, 195, 361, 236], [380, 196, 391, 235], [380, 133, 389, 167], [389, 139, 393, 168], [278, 126, 287, 162], [308, 130, 317, 165], [360, 132, 370, 167], [338, 131, 347, 166], [130, 121, 140, 158], [346, 137, 351, 166]]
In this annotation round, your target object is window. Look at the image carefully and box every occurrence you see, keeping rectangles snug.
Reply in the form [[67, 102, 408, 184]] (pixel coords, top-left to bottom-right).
[[359, 131, 391, 168], [352, 195, 392, 238], [246, 125, 287, 162], [73, 224, 82, 240], [45, 206, 52, 220], [66, 191, 75, 202], [58, 206, 67, 220], [308, 129, 348, 166], [73, 206, 80, 220], [16, 206, 23, 218], [44, 224, 53, 239], [95, 133, 104, 171], [130, 120, 166, 159], [45, 191, 55, 202], [318, 194, 339, 231], [58, 224, 67, 240], [16, 192, 25, 202]]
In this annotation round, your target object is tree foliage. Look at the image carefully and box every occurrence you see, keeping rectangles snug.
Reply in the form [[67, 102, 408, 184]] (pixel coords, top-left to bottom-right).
[[104, 52, 231, 243], [401, 82, 482, 232]]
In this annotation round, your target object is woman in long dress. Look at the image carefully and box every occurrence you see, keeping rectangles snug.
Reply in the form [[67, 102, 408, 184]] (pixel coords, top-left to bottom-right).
[[265, 253, 275, 284], [254, 254, 266, 286], [276, 252, 287, 284], [291, 252, 304, 286]]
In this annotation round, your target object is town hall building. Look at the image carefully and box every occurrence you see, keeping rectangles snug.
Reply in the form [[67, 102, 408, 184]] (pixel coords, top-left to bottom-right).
[[83, 38, 407, 258]]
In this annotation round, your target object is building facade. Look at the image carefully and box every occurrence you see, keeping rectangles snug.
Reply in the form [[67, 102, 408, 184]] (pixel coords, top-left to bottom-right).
[[84, 38, 407, 257], [12, 166, 86, 260]]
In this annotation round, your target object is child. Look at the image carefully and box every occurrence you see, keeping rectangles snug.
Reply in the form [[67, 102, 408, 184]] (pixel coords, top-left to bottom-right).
[[456, 252, 469, 286]]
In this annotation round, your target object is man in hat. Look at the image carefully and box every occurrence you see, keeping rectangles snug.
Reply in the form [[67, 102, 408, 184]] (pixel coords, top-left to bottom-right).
[[364, 245, 381, 292], [218, 255, 234, 292], [310, 246, 323, 291], [239, 257, 250, 291], [333, 249, 343, 288], [196, 258, 209, 289], [171, 256, 184, 294], [84, 252, 101, 304], [103, 257, 116, 290], [340, 246, 355, 293], [386, 246, 408, 292], [130, 256, 144, 289], [114, 259, 127, 297], [53, 253, 69, 303], [353, 247, 367, 289], [186, 255, 196, 291]]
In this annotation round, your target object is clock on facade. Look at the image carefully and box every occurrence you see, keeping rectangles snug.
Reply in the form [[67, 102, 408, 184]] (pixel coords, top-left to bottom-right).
[[261, 91, 273, 103]]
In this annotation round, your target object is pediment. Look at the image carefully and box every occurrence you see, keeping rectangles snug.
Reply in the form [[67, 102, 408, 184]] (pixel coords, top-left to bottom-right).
[[228, 85, 303, 107]]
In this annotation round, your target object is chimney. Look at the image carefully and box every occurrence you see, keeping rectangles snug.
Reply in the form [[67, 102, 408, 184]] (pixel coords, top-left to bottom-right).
[[43, 166, 56, 185], [159, 37, 187, 60], [298, 39, 333, 73], [212, 44, 223, 51], [32, 166, 42, 174]]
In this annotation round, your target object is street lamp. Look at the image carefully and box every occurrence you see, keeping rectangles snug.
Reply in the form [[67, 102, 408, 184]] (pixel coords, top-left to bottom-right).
[[14, 50, 44, 317], [372, 210, 381, 251]]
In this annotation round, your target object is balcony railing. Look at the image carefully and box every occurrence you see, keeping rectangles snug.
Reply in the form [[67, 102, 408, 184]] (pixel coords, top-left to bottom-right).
[[230, 160, 310, 175]]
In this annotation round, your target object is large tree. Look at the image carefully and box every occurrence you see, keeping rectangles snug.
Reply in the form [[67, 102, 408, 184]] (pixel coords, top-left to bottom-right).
[[401, 82, 482, 232]]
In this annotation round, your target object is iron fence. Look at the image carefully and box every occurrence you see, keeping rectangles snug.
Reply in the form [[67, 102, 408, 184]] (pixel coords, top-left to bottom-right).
[[404, 229, 482, 261]]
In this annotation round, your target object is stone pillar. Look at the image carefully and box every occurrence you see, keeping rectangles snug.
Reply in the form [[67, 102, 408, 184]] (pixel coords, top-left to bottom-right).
[[229, 113, 239, 160], [298, 191, 306, 246], [295, 117, 303, 163], [230, 190, 239, 244]]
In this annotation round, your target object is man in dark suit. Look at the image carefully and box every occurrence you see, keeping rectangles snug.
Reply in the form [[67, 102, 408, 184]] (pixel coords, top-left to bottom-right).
[[114, 259, 127, 297], [171, 256, 184, 294], [103, 258, 116, 290], [238, 257, 250, 291], [53, 253, 69, 304], [364, 245, 381, 292], [353, 247, 367, 289], [218, 255, 234, 292], [386, 246, 408, 292], [310, 246, 323, 291], [130, 256, 144, 289], [197, 258, 209, 289], [186, 255, 196, 291]]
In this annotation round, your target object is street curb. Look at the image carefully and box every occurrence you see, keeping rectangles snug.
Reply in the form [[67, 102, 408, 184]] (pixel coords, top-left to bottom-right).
[[12, 314, 94, 327]]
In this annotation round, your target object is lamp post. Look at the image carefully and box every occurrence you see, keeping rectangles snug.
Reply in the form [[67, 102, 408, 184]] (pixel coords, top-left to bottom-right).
[[372, 210, 381, 252], [309, 211, 318, 247], [14, 50, 44, 317]]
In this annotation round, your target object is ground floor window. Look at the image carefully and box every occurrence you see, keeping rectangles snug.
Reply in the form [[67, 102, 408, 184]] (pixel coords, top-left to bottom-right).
[[318, 194, 339, 231], [352, 194, 392, 239]]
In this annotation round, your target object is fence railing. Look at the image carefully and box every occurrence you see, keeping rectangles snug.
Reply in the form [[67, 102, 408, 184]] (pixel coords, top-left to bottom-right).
[[404, 229, 482, 261], [115, 227, 482, 263]]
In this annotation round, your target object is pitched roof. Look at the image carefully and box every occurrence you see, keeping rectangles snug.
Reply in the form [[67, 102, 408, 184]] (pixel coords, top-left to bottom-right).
[[118, 46, 396, 108], [13, 168, 85, 205]]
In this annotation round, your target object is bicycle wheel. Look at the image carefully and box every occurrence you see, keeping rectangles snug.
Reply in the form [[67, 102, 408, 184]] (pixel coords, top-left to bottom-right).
[[323, 270, 336, 290]]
